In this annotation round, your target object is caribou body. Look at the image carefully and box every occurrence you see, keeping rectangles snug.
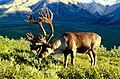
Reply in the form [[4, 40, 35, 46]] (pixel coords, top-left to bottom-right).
[[39, 32, 101, 67], [25, 8, 101, 67]]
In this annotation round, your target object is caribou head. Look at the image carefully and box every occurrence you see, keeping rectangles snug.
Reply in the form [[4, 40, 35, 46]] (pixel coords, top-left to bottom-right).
[[25, 8, 54, 53]]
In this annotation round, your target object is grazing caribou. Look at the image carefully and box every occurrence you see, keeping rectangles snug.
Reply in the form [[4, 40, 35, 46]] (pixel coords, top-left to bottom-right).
[[26, 8, 102, 67], [39, 32, 101, 67]]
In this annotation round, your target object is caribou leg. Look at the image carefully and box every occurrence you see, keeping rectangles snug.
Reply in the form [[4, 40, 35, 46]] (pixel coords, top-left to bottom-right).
[[71, 49, 77, 66], [92, 50, 96, 65], [88, 51, 94, 66], [63, 47, 71, 67]]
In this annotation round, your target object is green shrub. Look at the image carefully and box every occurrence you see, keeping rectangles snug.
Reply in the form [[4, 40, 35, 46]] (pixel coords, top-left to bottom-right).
[[0, 36, 120, 79]]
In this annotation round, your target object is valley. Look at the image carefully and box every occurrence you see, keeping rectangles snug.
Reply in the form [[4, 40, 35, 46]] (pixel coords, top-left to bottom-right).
[[0, 22, 120, 49]]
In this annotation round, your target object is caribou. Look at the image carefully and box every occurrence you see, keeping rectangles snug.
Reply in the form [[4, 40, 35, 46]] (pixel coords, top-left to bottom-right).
[[26, 8, 101, 67]]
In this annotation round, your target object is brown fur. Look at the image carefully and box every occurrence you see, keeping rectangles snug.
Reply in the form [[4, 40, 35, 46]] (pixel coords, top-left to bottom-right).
[[38, 32, 101, 67], [62, 32, 101, 67]]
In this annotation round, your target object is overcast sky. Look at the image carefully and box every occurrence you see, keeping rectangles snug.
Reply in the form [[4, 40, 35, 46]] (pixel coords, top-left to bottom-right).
[[51, 0, 120, 5], [77, 0, 120, 5]]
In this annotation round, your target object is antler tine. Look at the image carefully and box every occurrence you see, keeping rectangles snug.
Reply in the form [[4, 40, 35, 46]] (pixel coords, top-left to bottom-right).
[[36, 8, 54, 44], [26, 15, 30, 19], [46, 8, 51, 19], [40, 9, 47, 19], [26, 32, 35, 41], [48, 9, 53, 20], [47, 22, 54, 43], [37, 12, 47, 37], [25, 15, 31, 22], [26, 32, 34, 38], [45, 9, 54, 43], [25, 12, 47, 38], [38, 12, 42, 21], [38, 12, 41, 16], [43, 9, 48, 18], [38, 22, 47, 37], [43, 8, 53, 20], [25, 14, 39, 23], [38, 8, 54, 44]]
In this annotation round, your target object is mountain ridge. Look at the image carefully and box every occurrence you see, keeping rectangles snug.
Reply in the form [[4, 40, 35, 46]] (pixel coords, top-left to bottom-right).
[[0, 0, 120, 25]]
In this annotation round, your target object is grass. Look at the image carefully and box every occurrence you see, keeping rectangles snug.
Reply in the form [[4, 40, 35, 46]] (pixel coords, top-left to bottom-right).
[[0, 36, 120, 79]]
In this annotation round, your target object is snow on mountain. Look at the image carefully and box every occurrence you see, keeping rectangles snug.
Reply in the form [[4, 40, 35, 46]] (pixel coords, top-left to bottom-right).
[[0, 0, 120, 25], [0, 0, 40, 13], [104, 3, 120, 14], [47, 2, 93, 22], [76, 1, 106, 15], [30, 1, 94, 23], [78, 0, 120, 5], [30, 0, 47, 13], [48, 0, 77, 4], [0, 0, 120, 14]]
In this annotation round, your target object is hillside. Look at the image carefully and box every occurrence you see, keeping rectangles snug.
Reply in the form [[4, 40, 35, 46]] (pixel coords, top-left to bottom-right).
[[0, 36, 120, 79]]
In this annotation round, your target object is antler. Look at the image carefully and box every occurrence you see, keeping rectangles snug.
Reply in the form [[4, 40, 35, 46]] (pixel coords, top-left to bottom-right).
[[25, 8, 54, 45], [39, 8, 54, 44], [25, 14, 47, 37], [26, 32, 34, 41]]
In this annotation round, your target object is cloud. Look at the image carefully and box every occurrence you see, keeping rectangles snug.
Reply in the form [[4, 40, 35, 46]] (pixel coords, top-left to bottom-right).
[[77, 0, 119, 5], [77, 0, 92, 3], [95, 0, 118, 5], [48, 0, 119, 5]]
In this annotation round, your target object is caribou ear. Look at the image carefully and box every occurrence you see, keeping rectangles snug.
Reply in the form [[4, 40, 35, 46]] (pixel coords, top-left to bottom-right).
[[51, 40, 61, 49]]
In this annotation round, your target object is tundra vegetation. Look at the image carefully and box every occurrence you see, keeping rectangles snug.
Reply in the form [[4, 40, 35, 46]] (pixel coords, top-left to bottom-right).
[[0, 36, 120, 79]]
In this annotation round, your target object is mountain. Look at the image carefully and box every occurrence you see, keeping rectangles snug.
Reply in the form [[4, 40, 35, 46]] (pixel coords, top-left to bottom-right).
[[30, 0, 47, 13], [93, 3, 120, 25], [30, 0, 120, 25], [30, 1, 94, 23], [76, 2, 106, 15], [0, 0, 120, 25], [0, 0, 40, 13], [0, 0, 40, 23], [0, 0, 13, 5]]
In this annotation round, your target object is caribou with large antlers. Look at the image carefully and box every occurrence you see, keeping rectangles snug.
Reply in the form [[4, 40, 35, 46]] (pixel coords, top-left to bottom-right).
[[26, 8, 101, 67]]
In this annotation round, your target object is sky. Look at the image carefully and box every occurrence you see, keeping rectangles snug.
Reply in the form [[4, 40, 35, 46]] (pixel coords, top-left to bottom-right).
[[53, 0, 120, 5], [77, 0, 120, 5]]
